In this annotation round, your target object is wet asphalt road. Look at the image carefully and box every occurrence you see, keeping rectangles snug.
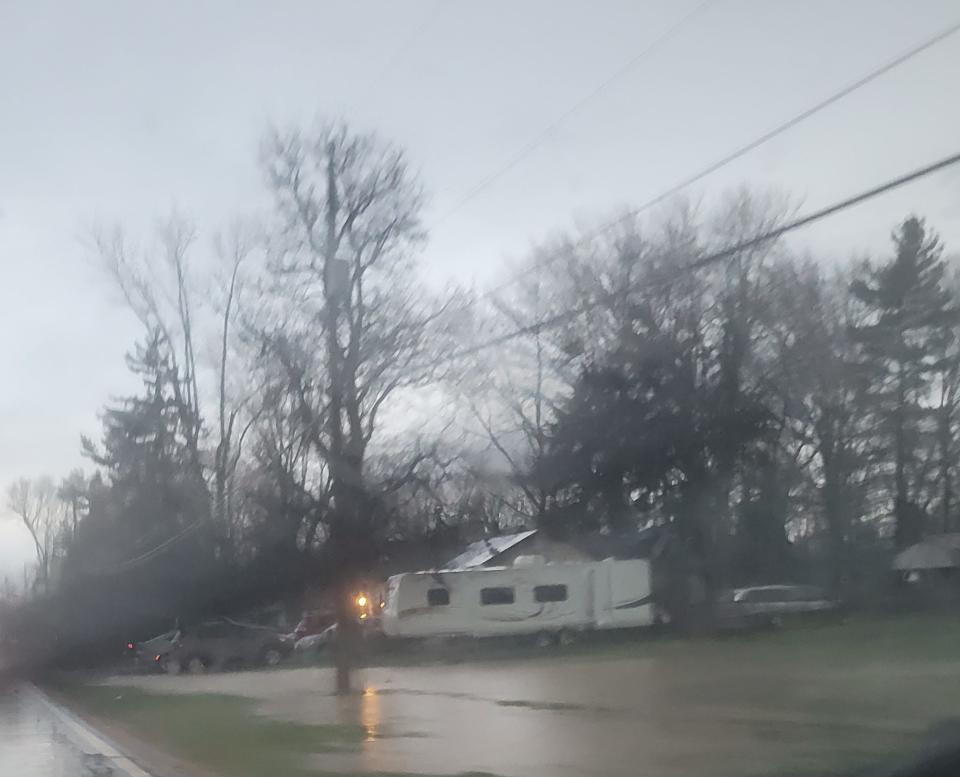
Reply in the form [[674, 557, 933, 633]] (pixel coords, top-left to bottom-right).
[[0, 683, 86, 777]]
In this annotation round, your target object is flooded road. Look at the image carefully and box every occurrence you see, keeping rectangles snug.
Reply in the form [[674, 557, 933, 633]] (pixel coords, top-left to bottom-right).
[[0, 684, 85, 777], [102, 638, 955, 777]]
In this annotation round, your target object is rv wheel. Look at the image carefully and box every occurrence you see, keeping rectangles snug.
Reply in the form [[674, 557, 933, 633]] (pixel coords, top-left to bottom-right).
[[535, 631, 555, 649], [653, 607, 672, 627]]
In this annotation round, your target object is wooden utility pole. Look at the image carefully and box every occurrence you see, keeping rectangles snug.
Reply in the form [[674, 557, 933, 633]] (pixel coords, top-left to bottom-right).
[[322, 143, 361, 694]]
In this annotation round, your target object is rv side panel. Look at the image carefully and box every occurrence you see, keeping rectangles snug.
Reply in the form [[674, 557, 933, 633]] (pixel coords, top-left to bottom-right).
[[383, 565, 592, 638], [593, 559, 655, 629]]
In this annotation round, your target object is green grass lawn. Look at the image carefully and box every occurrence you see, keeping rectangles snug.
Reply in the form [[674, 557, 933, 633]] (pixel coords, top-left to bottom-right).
[[338, 611, 960, 669], [57, 683, 501, 777], [590, 611, 960, 664], [58, 685, 367, 777]]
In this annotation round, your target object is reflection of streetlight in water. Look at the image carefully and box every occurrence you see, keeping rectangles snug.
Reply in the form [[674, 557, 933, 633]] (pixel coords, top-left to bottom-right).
[[360, 686, 381, 741]]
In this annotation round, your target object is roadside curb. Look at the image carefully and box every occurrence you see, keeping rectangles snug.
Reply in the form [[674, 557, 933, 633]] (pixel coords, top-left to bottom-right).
[[21, 682, 155, 777]]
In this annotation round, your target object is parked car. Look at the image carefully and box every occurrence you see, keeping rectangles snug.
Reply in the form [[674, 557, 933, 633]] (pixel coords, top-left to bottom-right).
[[289, 592, 383, 649], [289, 609, 336, 641], [715, 584, 840, 629], [125, 628, 181, 672], [293, 613, 385, 655], [158, 619, 292, 674], [294, 623, 337, 654]]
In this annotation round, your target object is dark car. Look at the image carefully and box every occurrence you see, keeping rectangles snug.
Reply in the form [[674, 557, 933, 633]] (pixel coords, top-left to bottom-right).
[[158, 619, 292, 674], [125, 628, 181, 672], [715, 584, 840, 630]]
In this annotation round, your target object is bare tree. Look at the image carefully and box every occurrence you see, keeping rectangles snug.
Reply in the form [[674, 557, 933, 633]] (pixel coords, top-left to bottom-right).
[[260, 119, 461, 691], [245, 375, 331, 561], [91, 214, 262, 551], [762, 261, 873, 592], [462, 254, 573, 526], [6, 477, 63, 589], [210, 223, 262, 539], [56, 469, 89, 537]]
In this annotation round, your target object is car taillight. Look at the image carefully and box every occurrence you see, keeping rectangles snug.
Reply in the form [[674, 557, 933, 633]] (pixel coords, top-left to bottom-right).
[[127, 642, 135, 650], [155, 654, 162, 662]]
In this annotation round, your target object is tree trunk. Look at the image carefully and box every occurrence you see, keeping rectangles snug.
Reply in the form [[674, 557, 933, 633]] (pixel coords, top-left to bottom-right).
[[322, 144, 366, 695], [820, 437, 847, 597], [892, 377, 920, 549], [939, 402, 953, 534]]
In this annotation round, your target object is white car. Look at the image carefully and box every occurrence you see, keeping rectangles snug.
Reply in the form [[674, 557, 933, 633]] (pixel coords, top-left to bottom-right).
[[716, 584, 840, 628], [294, 624, 337, 653]]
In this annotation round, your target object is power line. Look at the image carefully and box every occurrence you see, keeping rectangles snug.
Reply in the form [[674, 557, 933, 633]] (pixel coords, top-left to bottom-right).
[[434, 0, 716, 226], [347, 0, 449, 112], [474, 15, 960, 304], [109, 520, 204, 574], [436, 149, 960, 366], [620, 17, 960, 220]]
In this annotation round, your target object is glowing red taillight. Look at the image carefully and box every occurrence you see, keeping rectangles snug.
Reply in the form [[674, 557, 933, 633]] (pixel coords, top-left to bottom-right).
[[127, 642, 135, 650]]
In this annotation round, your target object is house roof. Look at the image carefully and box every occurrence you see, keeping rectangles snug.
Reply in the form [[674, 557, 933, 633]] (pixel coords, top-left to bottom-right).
[[893, 533, 960, 570], [440, 525, 672, 571], [573, 525, 669, 561], [442, 530, 538, 569]]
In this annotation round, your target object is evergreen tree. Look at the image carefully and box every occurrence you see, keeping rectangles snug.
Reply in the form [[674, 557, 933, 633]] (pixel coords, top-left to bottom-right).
[[850, 216, 959, 547], [81, 332, 209, 560]]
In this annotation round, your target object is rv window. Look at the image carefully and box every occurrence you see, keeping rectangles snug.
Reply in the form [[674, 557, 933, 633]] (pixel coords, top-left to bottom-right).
[[480, 587, 515, 605], [534, 584, 568, 603], [427, 588, 450, 606]]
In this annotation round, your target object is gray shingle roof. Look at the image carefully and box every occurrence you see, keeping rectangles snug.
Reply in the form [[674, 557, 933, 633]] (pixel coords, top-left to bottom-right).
[[442, 530, 537, 569]]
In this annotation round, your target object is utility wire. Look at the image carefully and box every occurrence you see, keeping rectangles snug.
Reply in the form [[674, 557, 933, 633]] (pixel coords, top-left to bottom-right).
[[346, 0, 449, 112], [108, 520, 204, 574], [433, 0, 716, 226], [435, 149, 960, 366], [474, 15, 960, 304]]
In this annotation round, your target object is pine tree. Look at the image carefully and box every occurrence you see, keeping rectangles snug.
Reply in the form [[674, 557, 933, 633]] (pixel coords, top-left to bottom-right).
[[850, 216, 959, 547], [79, 332, 210, 568]]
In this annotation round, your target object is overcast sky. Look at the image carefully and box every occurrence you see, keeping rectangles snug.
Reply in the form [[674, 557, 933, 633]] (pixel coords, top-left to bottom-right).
[[2, 0, 959, 580]]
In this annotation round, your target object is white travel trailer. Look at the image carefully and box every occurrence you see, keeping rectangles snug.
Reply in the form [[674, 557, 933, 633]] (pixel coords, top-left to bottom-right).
[[381, 557, 657, 640]]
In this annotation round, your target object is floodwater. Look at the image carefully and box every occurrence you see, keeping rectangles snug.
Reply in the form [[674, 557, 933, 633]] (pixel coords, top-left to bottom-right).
[[0, 684, 85, 777], [103, 640, 959, 777]]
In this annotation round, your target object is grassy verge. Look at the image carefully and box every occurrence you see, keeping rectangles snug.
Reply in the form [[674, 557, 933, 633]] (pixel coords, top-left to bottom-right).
[[57, 684, 506, 777], [57, 684, 503, 777], [298, 612, 960, 670], [58, 684, 365, 777], [572, 611, 960, 666]]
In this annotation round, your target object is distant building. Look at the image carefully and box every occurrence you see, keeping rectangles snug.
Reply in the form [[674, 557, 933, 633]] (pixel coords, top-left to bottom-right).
[[893, 533, 960, 574], [893, 534, 960, 605]]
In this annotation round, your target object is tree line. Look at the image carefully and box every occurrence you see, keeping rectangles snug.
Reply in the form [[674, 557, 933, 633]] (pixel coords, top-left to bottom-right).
[[6, 120, 960, 653]]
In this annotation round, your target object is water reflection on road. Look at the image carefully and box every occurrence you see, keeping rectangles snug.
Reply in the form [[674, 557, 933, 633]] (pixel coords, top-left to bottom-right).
[[0, 684, 84, 777]]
